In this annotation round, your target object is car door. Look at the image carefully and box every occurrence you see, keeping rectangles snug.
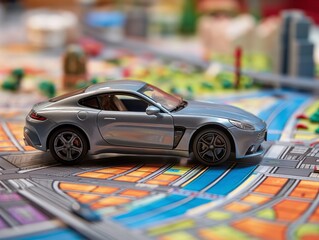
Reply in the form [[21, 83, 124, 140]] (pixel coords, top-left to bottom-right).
[[97, 93, 174, 149]]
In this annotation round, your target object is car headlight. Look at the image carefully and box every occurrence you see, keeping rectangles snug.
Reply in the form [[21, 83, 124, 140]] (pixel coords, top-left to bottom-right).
[[229, 120, 255, 130]]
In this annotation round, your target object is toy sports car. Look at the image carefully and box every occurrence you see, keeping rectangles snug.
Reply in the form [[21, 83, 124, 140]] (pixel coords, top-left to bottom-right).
[[24, 80, 267, 166]]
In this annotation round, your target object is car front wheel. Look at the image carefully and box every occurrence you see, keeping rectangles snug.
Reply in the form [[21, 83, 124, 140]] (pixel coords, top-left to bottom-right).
[[192, 129, 231, 166], [49, 127, 88, 165]]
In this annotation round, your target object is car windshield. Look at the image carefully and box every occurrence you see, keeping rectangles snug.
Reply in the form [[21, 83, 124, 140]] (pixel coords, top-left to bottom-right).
[[139, 84, 182, 111]]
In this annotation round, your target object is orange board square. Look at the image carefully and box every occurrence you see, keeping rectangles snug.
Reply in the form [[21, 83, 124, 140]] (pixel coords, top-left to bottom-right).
[[290, 187, 317, 199], [146, 180, 169, 186], [273, 199, 309, 222], [242, 194, 269, 204], [59, 182, 96, 192], [224, 202, 251, 213], [274, 199, 309, 212], [0, 136, 9, 140], [78, 172, 113, 179], [152, 174, 179, 182], [233, 218, 286, 240], [92, 186, 119, 194], [114, 175, 140, 182], [96, 168, 127, 174], [113, 165, 137, 170], [138, 166, 161, 172], [298, 180, 319, 189], [198, 228, 225, 240], [126, 171, 150, 178], [92, 196, 130, 209], [67, 192, 81, 199], [120, 189, 149, 198], [0, 147, 18, 151], [0, 142, 15, 147], [263, 177, 288, 186], [24, 146, 35, 151], [77, 194, 100, 203], [275, 209, 303, 221], [309, 214, 319, 222], [254, 185, 281, 195]]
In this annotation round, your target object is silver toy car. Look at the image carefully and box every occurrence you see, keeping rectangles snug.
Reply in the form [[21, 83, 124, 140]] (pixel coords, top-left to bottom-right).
[[24, 80, 267, 166]]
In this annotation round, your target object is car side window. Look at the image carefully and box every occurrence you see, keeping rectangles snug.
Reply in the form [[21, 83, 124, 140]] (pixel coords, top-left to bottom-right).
[[79, 96, 101, 109], [97, 94, 120, 111], [116, 95, 149, 112], [97, 94, 149, 112]]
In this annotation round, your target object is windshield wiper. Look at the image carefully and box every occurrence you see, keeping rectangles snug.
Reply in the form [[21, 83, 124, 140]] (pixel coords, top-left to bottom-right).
[[171, 100, 187, 112]]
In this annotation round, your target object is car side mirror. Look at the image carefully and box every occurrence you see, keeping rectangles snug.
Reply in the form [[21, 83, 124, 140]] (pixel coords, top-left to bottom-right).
[[146, 106, 160, 115]]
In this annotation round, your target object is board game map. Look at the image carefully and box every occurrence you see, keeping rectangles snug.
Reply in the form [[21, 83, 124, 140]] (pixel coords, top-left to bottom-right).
[[0, 46, 318, 240]]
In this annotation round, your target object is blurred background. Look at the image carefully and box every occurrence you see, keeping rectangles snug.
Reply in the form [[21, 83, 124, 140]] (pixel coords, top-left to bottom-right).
[[0, 0, 318, 100]]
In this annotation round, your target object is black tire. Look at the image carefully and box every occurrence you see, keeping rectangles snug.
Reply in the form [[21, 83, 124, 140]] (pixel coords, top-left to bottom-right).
[[49, 127, 88, 165], [192, 128, 231, 166]]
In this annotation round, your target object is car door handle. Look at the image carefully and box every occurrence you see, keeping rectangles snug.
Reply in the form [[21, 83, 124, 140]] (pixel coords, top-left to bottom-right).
[[104, 117, 116, 120]]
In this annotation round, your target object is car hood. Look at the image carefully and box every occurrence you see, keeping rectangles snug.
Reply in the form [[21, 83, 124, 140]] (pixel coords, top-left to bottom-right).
[[175, 100, 265, 127]]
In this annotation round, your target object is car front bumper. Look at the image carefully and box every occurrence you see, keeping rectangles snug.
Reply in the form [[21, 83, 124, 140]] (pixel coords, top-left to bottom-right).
[[229, 126, 267, 158]]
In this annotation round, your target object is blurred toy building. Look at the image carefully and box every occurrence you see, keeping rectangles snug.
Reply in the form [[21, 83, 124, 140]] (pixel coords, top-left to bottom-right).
[[197, 0, 317, 78], [2, 0, 317, 78], [277, 11, 315, 78]]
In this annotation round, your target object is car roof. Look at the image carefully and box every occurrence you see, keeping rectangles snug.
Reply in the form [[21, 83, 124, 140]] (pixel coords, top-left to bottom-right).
[[85, 80, 146, 93]]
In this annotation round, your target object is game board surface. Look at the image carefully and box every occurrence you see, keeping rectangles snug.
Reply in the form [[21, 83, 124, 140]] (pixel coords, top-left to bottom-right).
[[0, 74, 318, 239]]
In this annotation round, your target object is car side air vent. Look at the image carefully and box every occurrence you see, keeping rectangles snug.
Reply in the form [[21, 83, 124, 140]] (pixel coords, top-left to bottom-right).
[[173, 126, 186, 148]]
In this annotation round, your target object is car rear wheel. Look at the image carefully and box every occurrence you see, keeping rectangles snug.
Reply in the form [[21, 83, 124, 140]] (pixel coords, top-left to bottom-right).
[[49, 127, 88, 165], [192, 128, 231, 166]]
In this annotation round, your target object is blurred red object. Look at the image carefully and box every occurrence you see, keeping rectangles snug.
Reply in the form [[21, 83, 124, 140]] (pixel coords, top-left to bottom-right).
[[296, 123, 308, 130], [122, 67, 131, 78], [234, 46, 242, 89], [310, 141, 319, 147], [79, 38, 103, 57], [296, 114, 308, 119]]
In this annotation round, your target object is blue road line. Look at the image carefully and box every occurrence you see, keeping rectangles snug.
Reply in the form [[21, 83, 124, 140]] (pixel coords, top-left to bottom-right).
[[266, 93, 309, 141], [206, 164, 256, 195], [9, 228, 84, 240], [119, 197, 210, 229], [257, 91, 309, 141], [182, 164, 231, 191], [113, 194, 185, 221], [258, 99, 284, 121]]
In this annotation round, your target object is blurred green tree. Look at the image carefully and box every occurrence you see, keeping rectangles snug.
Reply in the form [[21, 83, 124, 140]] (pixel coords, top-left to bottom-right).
[[179, 0, 197, 35]]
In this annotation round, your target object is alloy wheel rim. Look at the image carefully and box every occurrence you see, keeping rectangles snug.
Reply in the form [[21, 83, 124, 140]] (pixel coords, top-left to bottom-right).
[[54, 131, 83, 161], [197, 132, 227, 163]]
